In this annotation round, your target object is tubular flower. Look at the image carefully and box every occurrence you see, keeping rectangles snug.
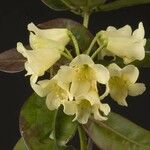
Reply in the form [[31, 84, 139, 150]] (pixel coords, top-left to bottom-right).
[[63, 99, 110, 124], [28, 22, 70, 46], [108, 63, 146, 106], [98, 22, 146, 64], [69, 54, 110, 99], [17, 23, 70, 82], [30, 75, 71, 111]]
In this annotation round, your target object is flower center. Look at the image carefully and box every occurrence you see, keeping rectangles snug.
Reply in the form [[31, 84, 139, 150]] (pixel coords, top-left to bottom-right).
[[74, 64, 95, 81], [109, 76, 128, 89]]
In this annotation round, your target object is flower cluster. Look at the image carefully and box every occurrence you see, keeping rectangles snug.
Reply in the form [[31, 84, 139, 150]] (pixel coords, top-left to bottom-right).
[[17, 22, 146, 124]]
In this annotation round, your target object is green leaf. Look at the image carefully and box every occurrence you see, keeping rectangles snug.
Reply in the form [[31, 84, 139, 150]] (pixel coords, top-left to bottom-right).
[[13, 138, 27, 150], [61, 0, 106, 9], [99, 0, 150, 12], [61, 0, 106, 15], [83, 112, 150, 150], [41, 0, 69, 11], [42, 0, 106, 15], [55, 107, 77, 145], [19, 93, 77, 149]]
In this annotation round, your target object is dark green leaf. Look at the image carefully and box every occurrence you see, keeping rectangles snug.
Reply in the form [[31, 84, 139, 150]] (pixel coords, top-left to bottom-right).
[[20, 93, 77, 149], [41, 0, 69, 11], [13, 138, 27, 150], [55, 107, 77, 145], [99, 0, 150, 11], [61, 0, 106, 9], [0, 48, 26, 73], [83, 112, 150, 150], [61, 0, 106, 15], [42, 0, 106, 15]]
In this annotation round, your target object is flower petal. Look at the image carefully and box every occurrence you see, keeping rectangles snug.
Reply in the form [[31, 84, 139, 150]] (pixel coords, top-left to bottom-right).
[[106, 26, 117, 32], [108, 63, 121, 77], [30, 77, 51, 97], [56, 65, 73, 83], [63, 101, 76, 115], [128, 83, 146, 96], [121, 65, 139, 84], [100, 103, 111, 116], [70, 54, 94, 67], [109, 78, 128, 106], [46, 92, 61, 110], [93, 64, 110, 84], [73, 100, 91, 124], [118, 25, 132, 37], [78, 86, 100, 105], [70, 80, 91, 98], [92, 103, 110, 121], [133, 22, 145, 39]]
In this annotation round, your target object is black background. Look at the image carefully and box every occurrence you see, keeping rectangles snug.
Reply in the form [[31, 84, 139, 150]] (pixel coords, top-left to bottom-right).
[[0, 0, 150, 149]]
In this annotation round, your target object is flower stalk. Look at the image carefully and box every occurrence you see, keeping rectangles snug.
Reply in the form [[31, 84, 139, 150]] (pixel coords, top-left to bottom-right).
[[78, 125, 88, 150], [91, 43, 106, 59], [86, 33, 101, 55], [68, 31, 80, 56], [83, 11, 90, 28], [64, 48, 73, 59], [61, 51, 73, 60]]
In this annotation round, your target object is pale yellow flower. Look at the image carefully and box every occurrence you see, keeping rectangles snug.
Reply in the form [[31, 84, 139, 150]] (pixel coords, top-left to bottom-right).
[[59, 54, 110, 100], [17, 42, 61, 81], [99, 22, 146, 64], [63, 98, 110, 124], [28, 22, 70, 46], [30, 75, 71, 111], [108, 63, 146, 106], [17, 23, 70, 81]]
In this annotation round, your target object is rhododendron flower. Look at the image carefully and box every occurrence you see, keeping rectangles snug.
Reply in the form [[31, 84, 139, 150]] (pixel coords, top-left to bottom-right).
[[98, 22, 146, 64], [28, 22, 70, 46], [63, 98, 110, 124], [60, 54, 110, 99], [108, 63, 146, 106], [17, 23, 70, 82], [30, 75, 71, 111]]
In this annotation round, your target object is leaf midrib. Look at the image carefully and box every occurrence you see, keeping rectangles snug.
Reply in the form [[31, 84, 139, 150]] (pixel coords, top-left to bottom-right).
[[97, 120, 150, 149]]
